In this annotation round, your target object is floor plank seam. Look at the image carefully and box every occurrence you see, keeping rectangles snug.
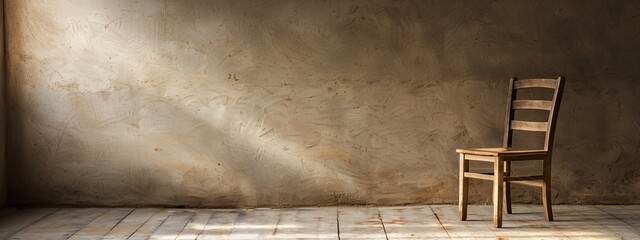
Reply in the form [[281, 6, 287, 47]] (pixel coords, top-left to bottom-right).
[[593, 206, 640, 231], [66, 208, 110, 239], [428, 206, 452, 239], [271, 210, 282, 237], [6, 208, 60, 239], [592, 206, 639, 239], [336, 208, 341, 240], [175, 211, 196, 238], [186, 210, 212, 239], [126, 209, 159, 239], [377, 209, 389, 240], [103, 208, 135, 237], [149, 210, 173, 237]]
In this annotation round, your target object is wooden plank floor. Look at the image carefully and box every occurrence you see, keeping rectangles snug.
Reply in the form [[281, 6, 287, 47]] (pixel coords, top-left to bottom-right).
[[0, 205, 637, 239]]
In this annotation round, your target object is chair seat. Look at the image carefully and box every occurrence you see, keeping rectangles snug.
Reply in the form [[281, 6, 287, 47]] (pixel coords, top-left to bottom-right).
[[456, 147, 548, 157]]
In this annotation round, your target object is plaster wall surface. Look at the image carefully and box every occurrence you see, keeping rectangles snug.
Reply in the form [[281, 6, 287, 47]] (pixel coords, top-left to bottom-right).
[[5, 0, 640, 207]]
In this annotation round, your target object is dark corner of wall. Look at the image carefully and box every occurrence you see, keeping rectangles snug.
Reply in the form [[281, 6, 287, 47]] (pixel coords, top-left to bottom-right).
[[1, 0, 7, 207]]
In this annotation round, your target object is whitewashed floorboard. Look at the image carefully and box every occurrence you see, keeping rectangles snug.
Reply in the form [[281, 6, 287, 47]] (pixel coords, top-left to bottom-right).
[[337, 206, 387, 240], [225, 208, 280, 239], [470, 204, 566, 240], [271, 207, 338, 239], [551, 205, 639, 239], [149, 209, 196, 240], [128, 209, 171, 240], [430, 205, 493, 240], [197, 210, 242, 240], [9, 208, 106, 239], [595, 205, 640, 231], [0, 205, 638, 239], [67, 208, 133, 240], [497, 205, 570, 240], [176, 209, 214, 240], [0, 208, 59, 239], [378, 206, 449, 239], [102, 208, 159, 239]]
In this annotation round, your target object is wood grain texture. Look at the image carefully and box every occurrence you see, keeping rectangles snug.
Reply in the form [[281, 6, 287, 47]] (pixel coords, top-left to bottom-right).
[[513, 78, 559, 89], [504, 161, 512, 214], [0, 206, 637, 239], [512, 100, 553, 110], [457, 147, 547, 157], [492, 158, 504, 228], [510, 120, 549, 132], [458, 153, 468, 221]]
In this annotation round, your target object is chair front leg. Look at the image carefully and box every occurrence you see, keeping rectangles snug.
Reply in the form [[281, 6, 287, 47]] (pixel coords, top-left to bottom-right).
[[493, 157, 504, 228], [459, 153, 469, 221]]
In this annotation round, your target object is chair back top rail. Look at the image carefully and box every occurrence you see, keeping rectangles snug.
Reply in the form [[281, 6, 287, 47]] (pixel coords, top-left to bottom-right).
[[514, 78, 559, 89]]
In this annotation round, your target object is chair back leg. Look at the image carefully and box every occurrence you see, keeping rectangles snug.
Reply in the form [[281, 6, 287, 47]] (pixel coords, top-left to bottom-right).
[[543, 178, 554, 221], [504, 161, 512, 214], [543, 157, 554, 221], [459, 153, 469, 221]]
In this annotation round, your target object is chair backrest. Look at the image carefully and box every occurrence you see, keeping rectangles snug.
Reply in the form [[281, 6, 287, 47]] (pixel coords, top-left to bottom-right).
[[503, 77, 565, 151]]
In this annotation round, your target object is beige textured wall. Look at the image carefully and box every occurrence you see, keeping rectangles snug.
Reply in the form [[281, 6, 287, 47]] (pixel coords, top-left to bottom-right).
[[5, 0, 640, 207]]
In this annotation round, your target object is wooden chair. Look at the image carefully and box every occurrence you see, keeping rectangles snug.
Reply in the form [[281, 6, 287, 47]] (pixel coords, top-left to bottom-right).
[[456, 77, 565, 228]]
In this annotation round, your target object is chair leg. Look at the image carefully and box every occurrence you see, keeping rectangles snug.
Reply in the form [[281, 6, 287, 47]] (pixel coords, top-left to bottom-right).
[[504, 161, 512, 214], [459, 153, 469, 221], [543, 178, 553, 221], [493, 157, 504, 228]]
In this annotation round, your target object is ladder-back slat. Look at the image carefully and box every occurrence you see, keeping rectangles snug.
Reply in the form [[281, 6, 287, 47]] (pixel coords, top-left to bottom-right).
[[510, 120, 548, 132], [514, 79, 558, 89], [504, 76, 563, 151], [512, 100, 553, 110]]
